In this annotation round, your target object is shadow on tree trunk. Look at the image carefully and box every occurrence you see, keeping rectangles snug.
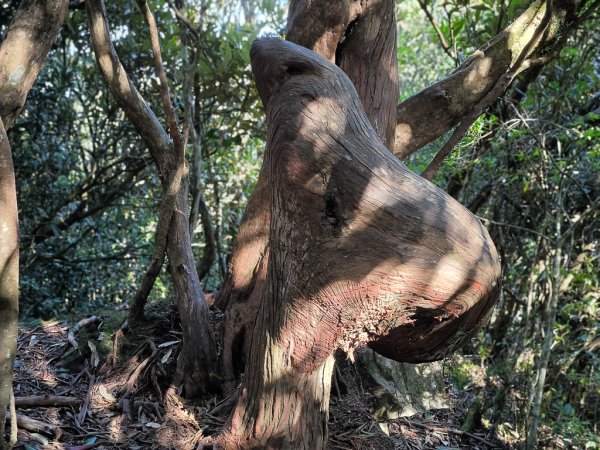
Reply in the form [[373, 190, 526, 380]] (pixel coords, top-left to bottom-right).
[[217, 37, 501, 449]]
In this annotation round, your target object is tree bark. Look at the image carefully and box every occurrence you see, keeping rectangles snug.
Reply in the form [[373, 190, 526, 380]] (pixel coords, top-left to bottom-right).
[[394, 0, 580, 160], [86, 0, 218, 396], [0, 119, 19, 450], [0, 0, 69, 128], [0, 2, 69, 445], [336, 0, 398, 150], [222, 37, 501, 449], [217, 0, 399, 389]]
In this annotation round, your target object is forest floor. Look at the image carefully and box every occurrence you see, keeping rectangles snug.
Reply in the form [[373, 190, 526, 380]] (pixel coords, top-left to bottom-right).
[[10, 307, 515, 450]]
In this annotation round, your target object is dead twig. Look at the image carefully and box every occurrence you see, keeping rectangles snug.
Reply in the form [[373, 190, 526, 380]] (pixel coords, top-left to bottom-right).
[[5, 411, 57, 436], [67, 316, 101, 350], [77, 365, 96, 426], [402, 418, 497, 447], [15, 395, 80, 408]]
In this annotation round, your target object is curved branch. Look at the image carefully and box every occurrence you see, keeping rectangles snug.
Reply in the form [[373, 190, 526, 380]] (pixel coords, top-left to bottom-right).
[[85, 0, 173, 176], [0, 0, 69, 128], [395, 0, 581, 160]]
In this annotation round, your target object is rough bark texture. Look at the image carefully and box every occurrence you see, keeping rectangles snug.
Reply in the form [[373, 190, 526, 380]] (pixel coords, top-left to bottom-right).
[[0, 119, 19, 449], [394, 0, 580, 159], [0, 0, 69, 128], [285, 0, 350, 62], [218, 0, 399, 389], [86, 0, 218, 396], [336, 0, 398, 150], [222, 38, 501, 449]]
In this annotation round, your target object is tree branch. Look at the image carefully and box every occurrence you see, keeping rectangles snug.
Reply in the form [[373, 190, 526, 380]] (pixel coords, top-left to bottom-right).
[[0, 0, 69, 128], [395, 0, 581, 160], [416, 0, 458, 64], [85, 0, 173, 176]]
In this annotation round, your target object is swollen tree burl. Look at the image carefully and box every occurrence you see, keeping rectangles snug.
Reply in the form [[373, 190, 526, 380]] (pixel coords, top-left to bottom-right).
[[223, 38, 502, 449]]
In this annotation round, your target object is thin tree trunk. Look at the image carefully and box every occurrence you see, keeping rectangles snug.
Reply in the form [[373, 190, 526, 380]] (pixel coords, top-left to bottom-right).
[[0, 0, 70, 127], [526, 221, 563, 449], [169, 181, 219, 395], [0, 119, 19, 450], [0, 2, 69, 444], [86, 0, 218, 395]]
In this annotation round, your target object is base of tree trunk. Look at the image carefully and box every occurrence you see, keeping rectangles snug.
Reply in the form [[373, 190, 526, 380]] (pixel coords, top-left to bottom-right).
[[356, 350, 448, 419], [220, 351, 335, 449]]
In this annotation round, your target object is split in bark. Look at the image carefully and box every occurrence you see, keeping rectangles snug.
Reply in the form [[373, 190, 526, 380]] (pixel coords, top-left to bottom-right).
[[221, 37, 501, 449]]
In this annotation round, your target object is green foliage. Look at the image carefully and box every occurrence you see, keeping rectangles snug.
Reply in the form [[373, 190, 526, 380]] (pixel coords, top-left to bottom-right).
[[4, 1, 599, 446], [448, 358, 479, 391]]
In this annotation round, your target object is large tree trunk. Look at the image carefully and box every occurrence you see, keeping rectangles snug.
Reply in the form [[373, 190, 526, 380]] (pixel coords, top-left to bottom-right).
[[221, 37, 501, 449], [0, 119, 19, 450], [216, 0, 580, 389], [217, 0, 399, 391]]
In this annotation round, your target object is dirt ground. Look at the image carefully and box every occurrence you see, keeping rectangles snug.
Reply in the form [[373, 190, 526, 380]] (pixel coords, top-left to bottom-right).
[[10, 316, 511, 450]]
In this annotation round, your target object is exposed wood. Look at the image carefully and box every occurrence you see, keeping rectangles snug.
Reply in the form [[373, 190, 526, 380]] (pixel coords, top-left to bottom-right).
[[224, 37, 501, 449], [286, 0, 351, 62], [0, 0, 69, 128]]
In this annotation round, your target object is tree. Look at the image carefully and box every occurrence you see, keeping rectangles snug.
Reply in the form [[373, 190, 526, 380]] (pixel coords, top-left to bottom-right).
[[216, 0, 584, 390], [213, 0, 597, 447], [219, 37, 501, 448], [85, 0, 219, 396], [1, 0, 598, 448], [0, 1, 68, 447]]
